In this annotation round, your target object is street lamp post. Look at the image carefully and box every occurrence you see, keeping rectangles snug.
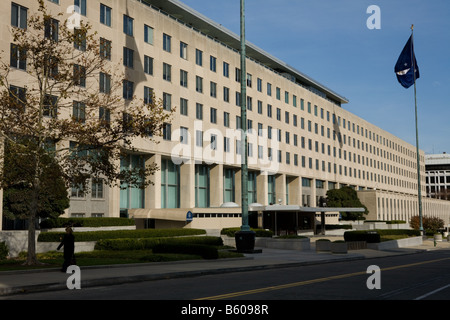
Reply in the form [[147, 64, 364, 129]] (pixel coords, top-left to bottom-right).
[[234, 0, 256, 252]]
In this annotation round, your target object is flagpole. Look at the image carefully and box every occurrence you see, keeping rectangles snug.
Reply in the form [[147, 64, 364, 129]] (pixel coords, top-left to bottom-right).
[[411, 24, 424, 235]]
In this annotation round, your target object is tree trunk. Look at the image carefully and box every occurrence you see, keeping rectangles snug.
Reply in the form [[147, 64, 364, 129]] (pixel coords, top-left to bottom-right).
[[23, 177, 43, 266], [24, 212, 41, 265]]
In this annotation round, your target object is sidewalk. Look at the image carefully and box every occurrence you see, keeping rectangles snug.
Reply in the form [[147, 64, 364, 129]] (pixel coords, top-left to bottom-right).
[[0, 239, 449, 297]]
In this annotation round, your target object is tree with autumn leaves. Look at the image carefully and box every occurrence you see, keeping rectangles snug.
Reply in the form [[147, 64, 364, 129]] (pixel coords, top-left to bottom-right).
[[0, 1, 173, 265]]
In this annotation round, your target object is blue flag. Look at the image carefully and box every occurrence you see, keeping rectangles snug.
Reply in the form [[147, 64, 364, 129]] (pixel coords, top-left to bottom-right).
[[395, 35, 420, 88]]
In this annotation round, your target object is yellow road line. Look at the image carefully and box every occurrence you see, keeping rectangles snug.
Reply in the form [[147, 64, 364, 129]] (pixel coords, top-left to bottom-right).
[[196, 257, 450, 300]]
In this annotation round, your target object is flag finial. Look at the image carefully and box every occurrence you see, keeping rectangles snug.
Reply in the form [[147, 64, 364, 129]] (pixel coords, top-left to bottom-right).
[[411, 24, 414, 31]]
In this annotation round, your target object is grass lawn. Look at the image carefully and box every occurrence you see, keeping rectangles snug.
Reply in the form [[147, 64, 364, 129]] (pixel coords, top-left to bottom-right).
[[0, 248, 243, 272]]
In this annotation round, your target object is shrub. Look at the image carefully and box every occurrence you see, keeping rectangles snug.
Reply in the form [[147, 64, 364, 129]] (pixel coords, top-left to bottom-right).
[[38, 228, 206, 242], [40, 217, 135, 229], [152, 243, 219, 260], [220, 227, 273, 238], [344, 231, 380, 243], [344, 229, 420, 243], [95, 236, 223, 251], [0, 242, 9, 260], [410, 215, 444, 234]]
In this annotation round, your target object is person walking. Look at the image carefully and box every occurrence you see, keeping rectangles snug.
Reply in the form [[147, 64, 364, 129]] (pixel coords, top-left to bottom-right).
[[57, 227, 75, 272]]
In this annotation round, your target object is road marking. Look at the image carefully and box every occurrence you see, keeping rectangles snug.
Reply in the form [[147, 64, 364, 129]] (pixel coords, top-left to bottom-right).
[[414, 283, 450, 300], [196, 257, 450, 300]]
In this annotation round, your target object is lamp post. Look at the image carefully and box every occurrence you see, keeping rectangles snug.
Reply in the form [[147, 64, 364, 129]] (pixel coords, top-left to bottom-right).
[[235, 0, 256, 252]]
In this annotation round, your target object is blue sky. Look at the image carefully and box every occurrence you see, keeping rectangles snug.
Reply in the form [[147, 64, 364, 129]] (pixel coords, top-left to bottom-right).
[[179, 0, 450, 155]]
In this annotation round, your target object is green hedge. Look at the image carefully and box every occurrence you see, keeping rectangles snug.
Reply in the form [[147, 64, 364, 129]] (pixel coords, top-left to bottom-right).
[[95, 236, 223, 251], [152, 243, 219, 260], [220, 227, 273, 238], [40, 217, 135, 229], [344, 229, 420, 243], [38, 228, 206, 242]]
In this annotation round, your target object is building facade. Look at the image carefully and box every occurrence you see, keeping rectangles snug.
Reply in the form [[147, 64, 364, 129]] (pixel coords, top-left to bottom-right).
[[2, 0, 450, 231]]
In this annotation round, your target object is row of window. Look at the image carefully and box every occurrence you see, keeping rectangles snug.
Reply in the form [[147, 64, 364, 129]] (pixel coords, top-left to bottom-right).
[[11, 2, 420, 180], [15, 1, 419, 163], [159, 160, 418, 209]]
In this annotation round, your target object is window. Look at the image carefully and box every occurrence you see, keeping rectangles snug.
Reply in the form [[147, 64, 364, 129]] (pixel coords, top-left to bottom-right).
[[267, 104, 272, 118], [195, 49, 202, 66], [196, 76, 203, 93], [267, 83, 272, 96], [144, 86, 153, 104], [11, 3, 27, 29], [9, 85, 26, 111], [163, 92, 171, 111], [257, 78, 262, 92], [223, 169, 235, 202], [223, 62, 229, 77], [224, 112, 230, 127], [163, 123, 171, 141], [91, 179, 104, 198], [44, 18, 59, 41], [144, 55, 153, 75], [144, 25, 154, 44], [210, 108, 217, 124], [163, 34, 171, 52], [99, 72, 111, 93], [180, 98, 188, 116], [123, 80, 133, 100], [163, 63, 171, 81], [195, 164, 210, 208], [180, 42, 188, 59], [10, 43, 26, 70], [48, 0, 59, 3], [72, 101, 86, 123], [100, 38, 111, 60], [73, 64, 86, 87], [210, 134, 217, 150], [180, 70, 188, 87], [123, 47, 134, 68], [196, 130, 203, 147], [247, 73, 252, 87], [74, 28, 86, 51], [43, 94, 58, 118], [123, 15, 133, 36], [223, 87, 229, 102], [180, 127, 188, 145], [161, 159, 180, 208], [100, 4, 111, 26], [71, 184, 84, 198], [235, 68, 241, 82], [210, 56, 216, 72], [74, 0, 86, 16], [224, 137, 231, 152], [210, 82, 217, 98], [196, 103, 203, 120], [99, 107, 110, 125]]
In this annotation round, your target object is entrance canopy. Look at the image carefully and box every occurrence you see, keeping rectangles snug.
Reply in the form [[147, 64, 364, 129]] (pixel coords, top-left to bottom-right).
[[249, 204, 365, 236]]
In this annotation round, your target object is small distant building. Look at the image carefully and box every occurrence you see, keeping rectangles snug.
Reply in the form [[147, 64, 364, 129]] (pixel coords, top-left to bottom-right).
[[426, 153, 450, 200]]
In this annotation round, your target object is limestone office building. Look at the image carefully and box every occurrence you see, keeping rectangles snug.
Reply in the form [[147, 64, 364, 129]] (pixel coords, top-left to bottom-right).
[[1, 0, 449, 232]]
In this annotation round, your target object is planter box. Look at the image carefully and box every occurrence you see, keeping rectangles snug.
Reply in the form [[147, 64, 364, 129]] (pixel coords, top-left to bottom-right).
[[315, 240, 331, 252], [331, 242, 348, 254], [434, 234, 443, 242], [367, 236, 423, 250], [265, 238, 310, 251]]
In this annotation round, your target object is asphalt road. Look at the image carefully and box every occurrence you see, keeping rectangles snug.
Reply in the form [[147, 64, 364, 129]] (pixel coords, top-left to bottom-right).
[[4, 250, 450, 303]]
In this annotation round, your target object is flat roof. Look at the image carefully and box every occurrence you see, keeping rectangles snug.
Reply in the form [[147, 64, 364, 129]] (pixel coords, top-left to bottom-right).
[[138, 0, 349, 106]]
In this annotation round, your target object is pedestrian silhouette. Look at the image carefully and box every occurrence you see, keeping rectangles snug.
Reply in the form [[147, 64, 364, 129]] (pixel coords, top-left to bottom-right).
[[57, 227, 75, 272]]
